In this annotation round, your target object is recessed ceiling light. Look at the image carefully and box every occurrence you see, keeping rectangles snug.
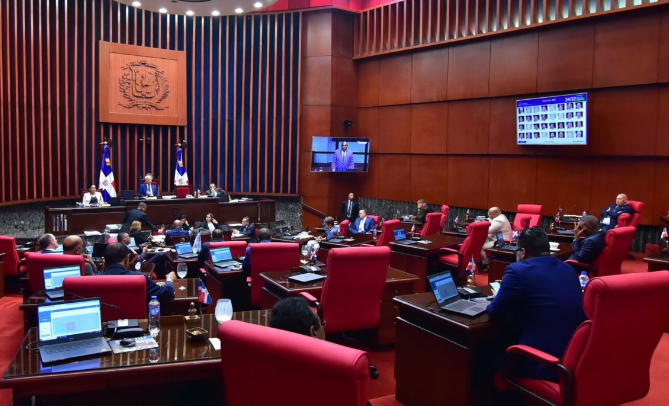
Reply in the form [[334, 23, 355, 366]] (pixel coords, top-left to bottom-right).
[[159, 8, 167, 13], [234, 8, 243, 13], [211, 10, 220, 16], [254, 2, 263, 7], [186, 10, 194, 16], [131, 1, 141, 7]]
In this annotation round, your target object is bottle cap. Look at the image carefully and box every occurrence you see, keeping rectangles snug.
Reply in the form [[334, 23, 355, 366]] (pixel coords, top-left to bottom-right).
[[151, 295, 158, 300], [581, 271, 587, 275]]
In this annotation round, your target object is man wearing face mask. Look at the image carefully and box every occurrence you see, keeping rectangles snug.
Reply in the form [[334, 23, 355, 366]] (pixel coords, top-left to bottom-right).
[[487, 227, 586, 382]]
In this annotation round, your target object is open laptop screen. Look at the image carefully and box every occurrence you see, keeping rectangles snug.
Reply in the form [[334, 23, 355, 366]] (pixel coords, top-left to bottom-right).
[[211, 247, 233, 262], [37, 299, 103, 343], [393, 229, 406, 240], [175, 243, 192, 255], [428, 272, 459, 305], [43, 266, 81, 291]]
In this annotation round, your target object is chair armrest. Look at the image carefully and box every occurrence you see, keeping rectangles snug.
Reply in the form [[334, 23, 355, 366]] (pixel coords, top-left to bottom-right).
[[199, 267, 207, 275], [564, 260, 590, 271], [506, 345, 559, 365], [439, 247, 461, 255], [360, 243, 375, 247], [299, 292, 318, 302]]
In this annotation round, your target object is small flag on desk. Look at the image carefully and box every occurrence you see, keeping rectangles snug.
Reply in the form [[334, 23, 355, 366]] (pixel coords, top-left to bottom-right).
[[410, 223, 416, 234], [192, 232, 202, 253], [98, 145, 117, 203], [174, 147, 189, 186], [198, 280, 212, 305], [662, 228, 668, 239], [466, 257, 477, 275], [513, 229, 519, 241], [454, 216, 459, 224]]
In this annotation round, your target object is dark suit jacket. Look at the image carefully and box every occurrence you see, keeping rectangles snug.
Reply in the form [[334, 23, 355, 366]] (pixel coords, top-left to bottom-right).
[[416, 206, 435, 225], [131, 231, 149, 245], [239, 224, 256, 243], [206, 188, 227, 198], [341, 200, 360, 222], [166, 228, 190, 245], [351, 217, 376, 234], [139, 183, 158, 197], [103, 264, 175, 304], [487, 256, 587, 381], [600, 203, 634, 230], [120, 209, 158, 233], [570, 230, 607, 265]]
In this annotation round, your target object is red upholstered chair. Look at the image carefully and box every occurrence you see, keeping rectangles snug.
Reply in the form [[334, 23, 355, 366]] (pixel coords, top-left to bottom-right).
[[367, 215, 380, 228], [170, 235, 190, 245], [218, 320, 371, 406], [199, 233, 212, 244], [0, 236, 24, 277], [514, 204, 543, 229], [175, 185, 190, 198], [26, 253, 86, 294], [566, 226, 636, 277], [439, 205, 450, 229], [250, 243, 300, 307], [438, 221, 490, 283], [420, 212, 443, 237], [210, 241, 248, 258], [499, 272, 669, 406], [302, 246, 390, 334], [374, 219, 401, 247], [338, 220, 350, 236], [512, 215, 532, 235], [63, 275, 147, 322], [626, 200, 645, 228], [617, 213, 631, 227]]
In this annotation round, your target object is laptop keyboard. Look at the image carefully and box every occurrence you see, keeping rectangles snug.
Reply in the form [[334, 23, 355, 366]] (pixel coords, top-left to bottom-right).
[[446, 300, 477, 312], [42, 338, 105, 354]]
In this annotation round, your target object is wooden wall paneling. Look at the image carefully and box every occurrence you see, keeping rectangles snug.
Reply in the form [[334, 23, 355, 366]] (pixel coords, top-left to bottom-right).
[[589, 87, 658, 156], [410, 155, 448, 203], [537, 21, 594, 92], [303, 196, 331, 230], [377, 105, 412, 153], [447, 99, 489, 154], [535, 157, 593, 216], [358, 59, 379, 107], [488, 97, 532, 155], [332, 10, 354, 58], [410, 102, 448, 154], [589, 158, 656, 225], [302, 56, 333, 106], [446, 40, 490, 100], [358, 107, 379, 153], [653, 159, 669, 221], [332, 56, 358, 107], [488, 156, 538, 212], [489, 31, 538, 97], [376, 154, 412, 201], [301, 106, 331, 151], [593, 11, 660, 88], [656, 87, 669, 156], [1, 1, 5, 201], [378, 53, 411, 105], [304, 10, 332, 57], [659, 8, 669, 83], [300, 151, 331, 197], [330, 105, 359, 138], [446, 156, 489, 209], [410, 47, 448, 103]]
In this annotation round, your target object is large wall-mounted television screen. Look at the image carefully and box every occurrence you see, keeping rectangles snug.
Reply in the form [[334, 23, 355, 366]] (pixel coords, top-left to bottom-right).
[[310, 137, 370, 172], [516, 92, 588, 145]]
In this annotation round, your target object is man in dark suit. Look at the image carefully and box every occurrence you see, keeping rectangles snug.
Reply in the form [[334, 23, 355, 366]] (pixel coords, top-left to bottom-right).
[[331, 141, 355, 172], [233, 216, 256, 243], [341, 192, 359, 223], [38, 233, 59, 253], [197, 229, 224, 268], [205, 183, 228, 201], [165, 220, 190, 245], [599, 193, 634, 231], [569, 215, 606, 265], [120, 202, 160, 233], [138, 175, 158, 197], [118, 232, 171, 278], [241, 228, 272, 276], [410, 199, 434, 226], [487, 227, 586, 381], [350, 210, 376, 234]]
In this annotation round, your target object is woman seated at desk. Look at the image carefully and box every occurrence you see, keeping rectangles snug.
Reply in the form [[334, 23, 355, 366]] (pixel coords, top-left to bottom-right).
[[130, 221, 149, 245], [82, 185, 103, 206], [193, 213, 221, 232]]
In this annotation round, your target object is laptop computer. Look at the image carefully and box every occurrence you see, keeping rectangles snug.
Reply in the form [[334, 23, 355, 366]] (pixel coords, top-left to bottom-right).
[[121, 190, 135, 201], [210, 247, 239, 268], [91, 242, 108, 262], [37, 298, 112, 365], [43, 265, 82, 300], [175, 242, 198, 259], [108, 197, 122, 206], [428, 271, 488, 317], [393, 229, 417, 245]]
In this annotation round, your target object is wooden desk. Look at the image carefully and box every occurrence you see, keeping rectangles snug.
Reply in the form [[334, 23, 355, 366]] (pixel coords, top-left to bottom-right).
[[389, 234, 464, 293], [644, 256, 669, 272], [317, 234, 377, 261], [202, 260, 246, 312], [270, 234, 315, 245], [1, 311, 270, 403], [394, 292, 498, 406], [486, 242, 573, 282], [260, 267, 419, 345]]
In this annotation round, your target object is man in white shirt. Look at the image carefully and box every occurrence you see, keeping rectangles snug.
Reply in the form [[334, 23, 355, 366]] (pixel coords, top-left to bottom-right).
[[82, 185, 103, 206], [481, 207, 513, 265]]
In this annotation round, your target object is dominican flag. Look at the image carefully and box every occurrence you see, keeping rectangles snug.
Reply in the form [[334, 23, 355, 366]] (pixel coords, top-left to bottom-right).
[[466, 257, 477, 275], [662, 228, 668, 239], [174, 148, 189, 185], [454, 216, 459, 224], [98, 145, 117, 202], [513, 229, 519, 241], [192, 232, 202, 253], [198, 280, 212, 305]]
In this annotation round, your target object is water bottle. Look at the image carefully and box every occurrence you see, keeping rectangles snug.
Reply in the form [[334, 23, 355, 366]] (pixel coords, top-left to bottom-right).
[[582, 210, 587, 217], [149, 296, 161, 337], [579, 271, 589, 289], [373, 227, 378, 239]]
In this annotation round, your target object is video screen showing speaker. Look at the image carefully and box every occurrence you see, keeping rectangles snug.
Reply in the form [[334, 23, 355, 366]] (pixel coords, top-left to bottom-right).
[[310, 137, 370, 173], [516, 92, 588, 145]]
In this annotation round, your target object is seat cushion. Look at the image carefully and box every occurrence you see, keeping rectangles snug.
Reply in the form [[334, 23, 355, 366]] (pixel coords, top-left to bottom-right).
[[513, 378, 562, 405], [439, 254, 459, 266]]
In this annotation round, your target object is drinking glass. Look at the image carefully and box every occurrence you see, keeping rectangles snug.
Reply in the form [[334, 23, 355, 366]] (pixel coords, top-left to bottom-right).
[[177, 263, 188, 279], [300, 244, 309, 257], [215, 299, 233, 324]]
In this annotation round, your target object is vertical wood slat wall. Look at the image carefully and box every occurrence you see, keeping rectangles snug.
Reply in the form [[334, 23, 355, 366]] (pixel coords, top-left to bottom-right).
[[355, 0, 669, 58], [0, 0, 301, 206]]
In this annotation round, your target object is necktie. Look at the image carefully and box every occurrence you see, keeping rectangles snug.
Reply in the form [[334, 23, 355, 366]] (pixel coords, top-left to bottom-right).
[[147, 185, 152, 196], [347, 201, 351, 217]]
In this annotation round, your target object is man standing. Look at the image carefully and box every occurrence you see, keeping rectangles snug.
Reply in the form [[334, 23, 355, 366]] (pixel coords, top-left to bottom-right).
[[341, 192, 359, 223], [410, 199, 434, 226], [331, 141, 355, 172], [481, 207, 513, 264], [62, 235, 96, 275], [487, 227, 586, 381], [570, 215, 606, 266], [350, 210, 376, 234], [600, 193, 634, 231], [120, 202, 160, 233]]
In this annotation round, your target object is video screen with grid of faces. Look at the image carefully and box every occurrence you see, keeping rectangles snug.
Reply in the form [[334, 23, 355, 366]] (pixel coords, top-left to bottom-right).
[[516, 93, 587, 145]]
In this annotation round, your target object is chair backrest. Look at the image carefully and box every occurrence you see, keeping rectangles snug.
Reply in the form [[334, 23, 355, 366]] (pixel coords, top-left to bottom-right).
[[63, 275, 147, 322], [218, 320, 370, 406], [199, 233, 212, 244], [515, 204, 542, 228], [170, 235, 190, 245], [367, 215, 380, 227], [338, 220, 350, 236], [175, 185, 190, 198], [457, 221, 490, 280], [250, 243, 300, 307], [593, 226, 636, 277], [420, 212, 443, 237], [439, 205, 450, 228], [561, 272, 669, 406], [626, 200, 645, 228], [512, 215, 532, 234], [0, 236, 21, 277], [26, 253, 86, 293], [210, 241, 248, 258], [321, 246, 390, 333], [376, 219, 401, 247], [617, 213, 632, 227]]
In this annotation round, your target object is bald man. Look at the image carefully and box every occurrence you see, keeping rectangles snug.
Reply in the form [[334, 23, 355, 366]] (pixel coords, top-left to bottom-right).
[[62, 235, 96, 275], [481, 207, 513, 264], [600, 193, 634, 231]]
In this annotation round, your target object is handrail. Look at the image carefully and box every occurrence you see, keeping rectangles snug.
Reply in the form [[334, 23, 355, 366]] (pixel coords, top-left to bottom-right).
[[301, 203, 327, 218]]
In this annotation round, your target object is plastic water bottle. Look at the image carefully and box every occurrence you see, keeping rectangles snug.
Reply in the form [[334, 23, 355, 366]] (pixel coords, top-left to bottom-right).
[[149, 296, 161, 337], [373, 227, 378, 239], [579, 271, 589, 289], [582, 210, 587, 217]]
